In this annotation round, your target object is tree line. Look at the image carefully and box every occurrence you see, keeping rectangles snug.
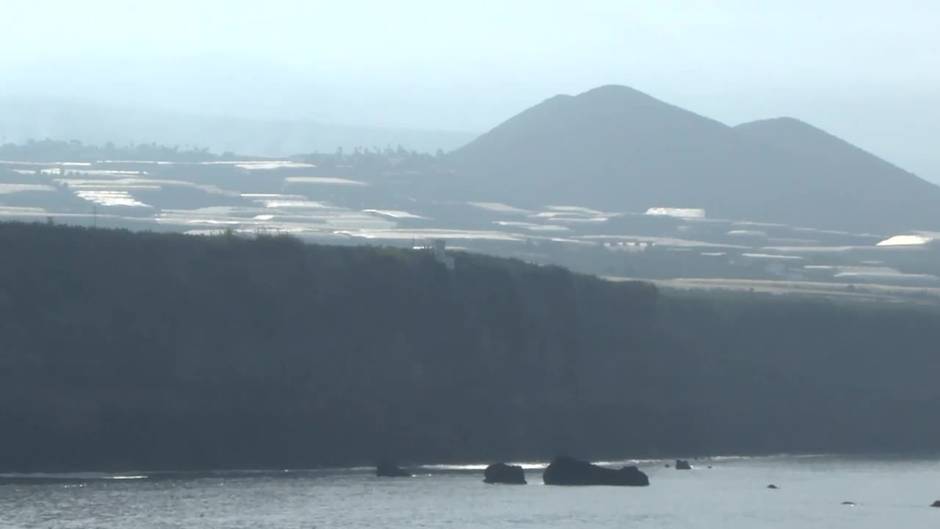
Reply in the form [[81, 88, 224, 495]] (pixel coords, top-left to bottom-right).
[[0, 222, 938, 471], [0, 139, 229, 162]]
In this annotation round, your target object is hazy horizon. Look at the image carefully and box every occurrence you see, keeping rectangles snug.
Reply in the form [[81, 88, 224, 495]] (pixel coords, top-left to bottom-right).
[[3, 0, 938, 182]]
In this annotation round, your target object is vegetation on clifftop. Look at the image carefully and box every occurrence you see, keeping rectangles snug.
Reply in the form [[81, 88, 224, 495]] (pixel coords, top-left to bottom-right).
[[0, 222, 938, 471]]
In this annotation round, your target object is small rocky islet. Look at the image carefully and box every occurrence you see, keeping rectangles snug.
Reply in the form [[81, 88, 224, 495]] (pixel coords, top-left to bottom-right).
[[483, 463, 527, 484], [375, 461, 413, 478], [542, 456, 650, 486]]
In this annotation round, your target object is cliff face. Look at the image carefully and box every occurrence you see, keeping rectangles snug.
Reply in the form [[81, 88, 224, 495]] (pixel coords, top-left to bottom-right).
[[0, 222, 938, 471]]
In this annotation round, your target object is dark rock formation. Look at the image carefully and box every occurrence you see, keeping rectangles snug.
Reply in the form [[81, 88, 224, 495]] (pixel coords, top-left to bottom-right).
[[483, 463, 526, 484], [543, 456, 649, 486], [675, 459, 692, 470], [767, 484, 779, 489], [931, 500, 940, 507], [841, 501, 856, 506], [376, 461, 412, 477]]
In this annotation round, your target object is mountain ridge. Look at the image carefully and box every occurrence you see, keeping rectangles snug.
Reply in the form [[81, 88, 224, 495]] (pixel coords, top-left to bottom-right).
[[449, 85, 940, 233], [735, 116, 927, 185]]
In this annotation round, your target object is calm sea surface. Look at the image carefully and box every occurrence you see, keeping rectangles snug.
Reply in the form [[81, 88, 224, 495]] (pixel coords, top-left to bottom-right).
[[2, 455, 939, 528]]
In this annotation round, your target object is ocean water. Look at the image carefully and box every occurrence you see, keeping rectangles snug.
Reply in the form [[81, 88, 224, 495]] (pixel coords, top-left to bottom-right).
[[1, 455, 939, 528]]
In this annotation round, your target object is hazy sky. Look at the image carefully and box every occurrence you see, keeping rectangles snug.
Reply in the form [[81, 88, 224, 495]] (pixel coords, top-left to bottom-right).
[[3, 0, 939, 181]]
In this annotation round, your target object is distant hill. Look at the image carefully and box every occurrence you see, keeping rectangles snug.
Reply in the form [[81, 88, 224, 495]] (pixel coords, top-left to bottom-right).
[[450, 85, 940, 233], [0, 99, 475, 156]]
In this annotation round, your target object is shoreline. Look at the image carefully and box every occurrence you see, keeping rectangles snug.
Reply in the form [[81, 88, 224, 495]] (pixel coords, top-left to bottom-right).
[[5, 451, 940, 481]]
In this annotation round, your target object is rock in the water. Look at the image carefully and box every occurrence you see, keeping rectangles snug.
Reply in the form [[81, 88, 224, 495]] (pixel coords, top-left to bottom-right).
[[483, 463, 526, 484], [543, 456, 649, 486], [931, 500, 940, 508], [675, 459, 692, 470], [376, 461, 412, 477], [767, 484, 779, 489]]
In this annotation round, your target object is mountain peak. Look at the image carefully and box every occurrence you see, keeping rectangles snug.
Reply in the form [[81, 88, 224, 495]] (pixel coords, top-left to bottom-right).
[[566, 85, 693, 114], [735, 116, 911, 175], [737, 116, 828, 135], [457, 84, 730, 157], [522, 85, 687, 117], [576, 84, 655, 99], [448, 87, 940, 232]]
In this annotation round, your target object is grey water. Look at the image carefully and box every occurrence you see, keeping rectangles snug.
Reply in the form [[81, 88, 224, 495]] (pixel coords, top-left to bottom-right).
[[2, 455, 939, 528]]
